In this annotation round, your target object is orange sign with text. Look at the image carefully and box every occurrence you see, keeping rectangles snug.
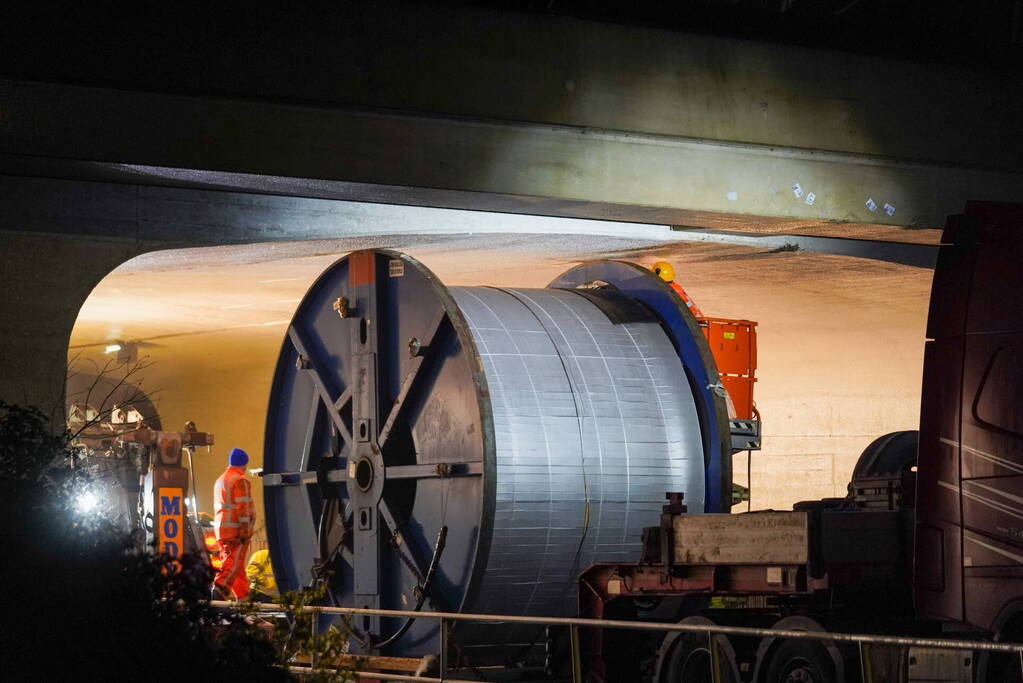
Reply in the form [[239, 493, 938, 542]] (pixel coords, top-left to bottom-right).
[[157, 487, 185, 568]]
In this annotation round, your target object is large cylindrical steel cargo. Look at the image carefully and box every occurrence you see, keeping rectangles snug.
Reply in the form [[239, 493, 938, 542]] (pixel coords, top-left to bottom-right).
[[263, 250, 729, 658], [448, 285, 704, 618]]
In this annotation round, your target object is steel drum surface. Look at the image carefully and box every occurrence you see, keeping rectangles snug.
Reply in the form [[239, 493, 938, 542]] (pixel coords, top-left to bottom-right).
[[451, 286, 704, 621]]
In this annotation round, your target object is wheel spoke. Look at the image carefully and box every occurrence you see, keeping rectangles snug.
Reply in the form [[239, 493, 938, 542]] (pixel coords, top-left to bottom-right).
[[331, 499, 355, 568], [263, 458, 353, 487], [378, 308, 449, 451], [353, 509, 380, 597], [378, 498, 414, 568], [318, 497, 353, 570], [380, 499, 425, 582], [287, 324, 353, 446], [334, 386, 352, 411], [262, 470, 318, 487], [377, 498, 448, 610], [385, 461, 483, 480], [299, 387, 320, 471]]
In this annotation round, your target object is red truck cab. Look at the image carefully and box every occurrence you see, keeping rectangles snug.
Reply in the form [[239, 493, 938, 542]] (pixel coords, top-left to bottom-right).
[[915, 203, 1023, 648]]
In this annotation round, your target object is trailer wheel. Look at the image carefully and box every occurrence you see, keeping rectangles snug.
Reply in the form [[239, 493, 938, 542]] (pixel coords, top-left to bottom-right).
[[764, 641, 836, 683], [983, 651, 1023, 683], [661, 633, 738, 683]]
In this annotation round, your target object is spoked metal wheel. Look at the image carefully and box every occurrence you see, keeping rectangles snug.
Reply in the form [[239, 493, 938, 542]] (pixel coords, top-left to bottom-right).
[[264, 248, 727, 661], [263, 250, 490, 656]]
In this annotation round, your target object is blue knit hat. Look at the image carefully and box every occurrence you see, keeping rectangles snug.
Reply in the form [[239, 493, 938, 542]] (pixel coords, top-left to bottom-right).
[[228, 448, 249, 467]]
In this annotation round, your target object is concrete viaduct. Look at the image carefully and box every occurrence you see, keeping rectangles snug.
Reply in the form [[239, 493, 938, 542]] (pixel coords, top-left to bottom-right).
[[2, 3, 1022, 414]]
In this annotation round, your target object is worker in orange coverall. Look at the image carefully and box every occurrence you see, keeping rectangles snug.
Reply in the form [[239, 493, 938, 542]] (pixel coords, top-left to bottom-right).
[[212, 448, 254, 600], [652, 261, 704, 318]]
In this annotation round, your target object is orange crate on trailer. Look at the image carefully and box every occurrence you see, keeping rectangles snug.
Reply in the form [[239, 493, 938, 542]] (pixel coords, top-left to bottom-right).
[[699, 317, 758, 420]]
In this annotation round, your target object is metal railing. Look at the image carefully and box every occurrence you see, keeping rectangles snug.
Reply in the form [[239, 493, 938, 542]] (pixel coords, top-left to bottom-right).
[[211, 600, 1023, 682]]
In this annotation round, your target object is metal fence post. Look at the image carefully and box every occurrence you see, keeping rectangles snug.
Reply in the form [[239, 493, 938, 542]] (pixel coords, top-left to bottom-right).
[[310, 607, 318, 669], [708, 630, 722, 683], [569, 624, 583, 683], [439, 617, 448, 681]]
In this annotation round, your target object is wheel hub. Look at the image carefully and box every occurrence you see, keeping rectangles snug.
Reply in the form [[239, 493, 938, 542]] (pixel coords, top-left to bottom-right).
[[354, 457, 374, 492], [783, 663, 817, 683]]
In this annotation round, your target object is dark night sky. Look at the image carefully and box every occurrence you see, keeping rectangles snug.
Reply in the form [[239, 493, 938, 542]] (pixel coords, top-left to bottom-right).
[[449, 0, 1023, 71], [2, 0, 1021, 82]]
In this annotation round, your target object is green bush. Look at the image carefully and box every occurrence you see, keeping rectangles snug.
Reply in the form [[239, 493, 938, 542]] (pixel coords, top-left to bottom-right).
[[0, 402, 293, 682]]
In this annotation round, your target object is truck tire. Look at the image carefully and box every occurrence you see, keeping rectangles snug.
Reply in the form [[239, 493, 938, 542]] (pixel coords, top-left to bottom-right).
[[851, 430, 918, 479], [983, 651, 1023, 683], [764, 641, 836, 683], [661, 632, 738, 683]]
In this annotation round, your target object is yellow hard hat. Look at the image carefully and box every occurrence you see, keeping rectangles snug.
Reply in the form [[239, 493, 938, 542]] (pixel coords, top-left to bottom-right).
[[652, 261, 675, 283]]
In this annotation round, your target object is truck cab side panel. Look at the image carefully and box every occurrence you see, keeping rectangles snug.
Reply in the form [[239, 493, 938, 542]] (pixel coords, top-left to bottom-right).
[[915, 202, 1023, 633]]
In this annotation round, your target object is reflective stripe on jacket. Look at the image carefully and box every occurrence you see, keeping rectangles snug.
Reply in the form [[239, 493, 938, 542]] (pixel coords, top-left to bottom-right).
[[213, 466, 254, 540], [669, 281, 704, 319]]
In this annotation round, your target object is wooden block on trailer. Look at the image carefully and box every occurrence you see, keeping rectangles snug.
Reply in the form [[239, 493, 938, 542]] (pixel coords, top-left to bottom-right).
[[672, 512, 809, 564]]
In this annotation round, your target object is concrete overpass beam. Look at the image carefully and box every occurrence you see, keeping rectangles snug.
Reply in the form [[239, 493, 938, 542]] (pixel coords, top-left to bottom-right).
[[3, 80, 1021, 230]]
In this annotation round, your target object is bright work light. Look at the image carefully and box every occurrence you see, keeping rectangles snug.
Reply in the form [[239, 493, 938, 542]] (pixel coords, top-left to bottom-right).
[[76, 490, 99, 515]]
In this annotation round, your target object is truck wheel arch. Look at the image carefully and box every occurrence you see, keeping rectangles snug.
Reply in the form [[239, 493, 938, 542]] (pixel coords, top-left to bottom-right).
[[977, 600, 1023, 682], [989, 599, 1023, 640], [752, 615, 845, 683]]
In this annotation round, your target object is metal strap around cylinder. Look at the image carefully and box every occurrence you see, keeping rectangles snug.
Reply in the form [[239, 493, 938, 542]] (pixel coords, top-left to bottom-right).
[[450, 286, 704, 623]]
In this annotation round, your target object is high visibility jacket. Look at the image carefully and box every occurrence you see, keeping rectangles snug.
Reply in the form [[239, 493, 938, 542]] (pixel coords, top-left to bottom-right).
[[669, 281, 704, 319], [245, 549, 277, 596], [213, 466, 254, 541]]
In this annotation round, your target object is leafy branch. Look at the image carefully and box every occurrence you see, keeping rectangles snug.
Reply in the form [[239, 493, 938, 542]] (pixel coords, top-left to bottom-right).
[[234, 583, 360, 682], [65, 353, 160, 442]]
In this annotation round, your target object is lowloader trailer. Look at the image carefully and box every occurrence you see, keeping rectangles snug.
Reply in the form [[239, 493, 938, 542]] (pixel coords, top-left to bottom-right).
[[580, 202, 1023, 683]]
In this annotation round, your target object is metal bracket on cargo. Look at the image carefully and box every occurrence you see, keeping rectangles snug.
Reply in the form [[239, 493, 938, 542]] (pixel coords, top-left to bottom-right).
[[730, 419, 761, 452]]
